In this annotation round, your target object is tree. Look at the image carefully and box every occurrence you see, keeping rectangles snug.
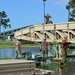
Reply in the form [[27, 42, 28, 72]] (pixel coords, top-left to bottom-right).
[[0, 11, 11, 41], [0, 11, 11, 33], [66, 0, 75, 21]]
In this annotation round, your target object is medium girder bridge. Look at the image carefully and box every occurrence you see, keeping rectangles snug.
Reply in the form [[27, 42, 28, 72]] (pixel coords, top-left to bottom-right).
[[14, 22, 75, 42]]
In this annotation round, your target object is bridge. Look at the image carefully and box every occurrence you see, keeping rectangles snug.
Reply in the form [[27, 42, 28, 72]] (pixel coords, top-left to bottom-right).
[[13, 22, 75, 42]]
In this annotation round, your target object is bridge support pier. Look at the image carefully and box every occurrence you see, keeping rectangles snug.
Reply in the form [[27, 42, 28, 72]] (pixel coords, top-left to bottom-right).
[[53, 44, 62, 60]]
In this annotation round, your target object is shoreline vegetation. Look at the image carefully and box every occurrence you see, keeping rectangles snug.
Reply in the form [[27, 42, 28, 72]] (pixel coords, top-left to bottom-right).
[[0, 41, 40, 48], [0, 41, 59, 48], [0, 41, 74, 48]]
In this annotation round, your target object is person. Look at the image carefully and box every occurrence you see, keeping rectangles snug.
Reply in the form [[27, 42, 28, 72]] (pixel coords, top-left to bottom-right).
[[40, 38, 49, 57], [14, 39, 21, 58], [61, 36, 68, 63], [44, 13, 51, 24]]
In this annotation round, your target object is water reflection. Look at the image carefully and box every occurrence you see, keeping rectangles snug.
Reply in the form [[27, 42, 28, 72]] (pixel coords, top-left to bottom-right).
[[60, 62, 75, 75], [0, 47, 41, 58], [52, 62, 75, 75], [0, 47, 53, 58], [0, 48, 15, 58], [0, 47, 75, 75]]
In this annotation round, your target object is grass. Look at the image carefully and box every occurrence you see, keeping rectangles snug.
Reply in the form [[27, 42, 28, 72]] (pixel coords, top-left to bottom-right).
[[0, 58, 12, 60], [0, 41, 40, 48], [0, 41, 75, 48], [0, 41, 13, 48]]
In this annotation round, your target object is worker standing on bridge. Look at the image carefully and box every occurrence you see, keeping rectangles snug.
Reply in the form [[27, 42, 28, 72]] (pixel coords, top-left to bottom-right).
[[44, 13, 53, 24], [14, 39, 21, 59], [40, 38, 49, 58], [61, 36, 68, 63]]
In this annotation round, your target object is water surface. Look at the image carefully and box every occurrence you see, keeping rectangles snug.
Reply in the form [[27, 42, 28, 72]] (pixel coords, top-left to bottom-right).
[[0, 47, 75, 75]]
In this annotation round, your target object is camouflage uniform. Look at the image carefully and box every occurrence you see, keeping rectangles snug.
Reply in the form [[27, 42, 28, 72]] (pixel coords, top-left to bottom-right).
[[14, 39, 21, 58], [40, 39, 48, 57], [61, 37, 68, 63]]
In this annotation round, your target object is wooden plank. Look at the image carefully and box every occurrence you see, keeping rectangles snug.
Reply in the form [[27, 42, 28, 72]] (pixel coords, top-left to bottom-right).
[[0, 59, 35, 74], [0, 59, 35, 64]]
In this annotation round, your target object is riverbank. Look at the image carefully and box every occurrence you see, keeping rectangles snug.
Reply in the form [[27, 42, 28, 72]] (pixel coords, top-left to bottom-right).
[[0, 41, 74, 48], [0, 41, 58, 48], [0, 41, 40, 48]]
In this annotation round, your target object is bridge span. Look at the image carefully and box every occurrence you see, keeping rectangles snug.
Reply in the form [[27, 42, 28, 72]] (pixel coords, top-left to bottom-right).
[[14, 22, 75, 42]]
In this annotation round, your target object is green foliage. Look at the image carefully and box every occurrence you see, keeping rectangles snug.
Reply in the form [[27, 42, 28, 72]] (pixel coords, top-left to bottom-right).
[[49, 42, 58, 46], [66, 0, 75, 21], [21, 51, 32, 59], [0, 11, 11, 32]]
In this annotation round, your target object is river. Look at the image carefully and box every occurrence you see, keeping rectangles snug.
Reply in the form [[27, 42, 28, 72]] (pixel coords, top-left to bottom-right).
[[0, 47, 41, 58], [0, 47, 75, 75]]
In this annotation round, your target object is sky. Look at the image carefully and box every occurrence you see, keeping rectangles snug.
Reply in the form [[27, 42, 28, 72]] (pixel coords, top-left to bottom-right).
[[0, 0, 69, 32]]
